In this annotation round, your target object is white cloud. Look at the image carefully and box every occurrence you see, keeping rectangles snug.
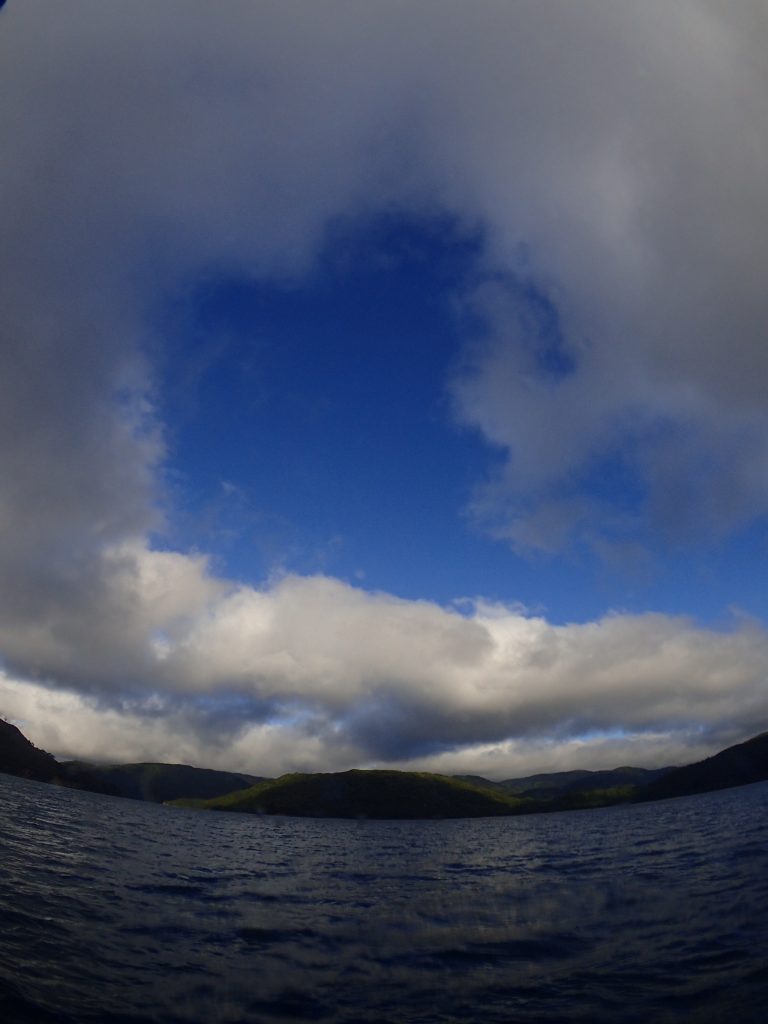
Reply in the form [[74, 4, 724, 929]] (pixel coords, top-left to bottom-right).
[[3, 550, 767, 774], [1, 2, 767, 772]]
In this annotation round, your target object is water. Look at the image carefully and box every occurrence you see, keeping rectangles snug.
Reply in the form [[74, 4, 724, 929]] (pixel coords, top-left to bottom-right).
[[1, 773, 767, 1023]]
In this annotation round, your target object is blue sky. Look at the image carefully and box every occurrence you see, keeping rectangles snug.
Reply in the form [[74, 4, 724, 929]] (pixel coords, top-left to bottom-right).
[[161, 213, 494, 598], [1, 2, 768, 778], [161, 209, 768, 627]]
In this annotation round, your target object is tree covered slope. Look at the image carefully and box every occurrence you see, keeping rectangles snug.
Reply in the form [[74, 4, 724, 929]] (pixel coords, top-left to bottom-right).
[[639, 732, 768, 801], [174, 769, 530, 819], [57, 760, 264, 803], [0, 718, 58, 782]]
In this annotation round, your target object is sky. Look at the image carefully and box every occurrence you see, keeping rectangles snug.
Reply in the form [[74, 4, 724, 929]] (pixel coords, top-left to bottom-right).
[[1, 0, 768, 779]]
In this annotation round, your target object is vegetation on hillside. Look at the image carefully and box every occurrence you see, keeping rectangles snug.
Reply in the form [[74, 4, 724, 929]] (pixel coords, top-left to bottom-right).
[[637, 731, 768, 802], [494, 766, 671, 797], [57, 760, 263, 803], [173, 769, 532, 819], [0, 718, 58, 782], [4, 716, 768, 820]]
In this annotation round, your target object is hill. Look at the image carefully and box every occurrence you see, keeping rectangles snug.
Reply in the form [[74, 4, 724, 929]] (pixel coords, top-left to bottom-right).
[[57, 760, 264, 803], [6, 716, 768, 818], [173, 769, 529, 819], [0, 718, 58, 782], [639, 731, 768, 802], [0, 718, 265, 802], [456, 765, 672, 800]]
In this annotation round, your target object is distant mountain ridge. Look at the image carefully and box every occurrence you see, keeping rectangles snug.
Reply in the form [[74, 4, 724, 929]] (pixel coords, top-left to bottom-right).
[[457, 765, 672, 800], [57, 760, 264, 803], [639, 731, 768, 802], [3, 716, 768, 818], [0, 718, 263, 803]]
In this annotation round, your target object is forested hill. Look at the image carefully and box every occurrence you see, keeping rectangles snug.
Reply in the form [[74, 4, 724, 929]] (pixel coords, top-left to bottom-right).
[[174, 770, 527, 819], [57, 760, 264, 803], [0, 718, 262, 802], [456, 765, 671, 800], [0, 718, 58, 781], [5, 717, 768, 818], [639, 731, 768, 802]]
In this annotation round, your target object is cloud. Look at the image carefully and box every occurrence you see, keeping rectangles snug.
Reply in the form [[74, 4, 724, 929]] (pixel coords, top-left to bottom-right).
[[1, 2, 767, 772], [0, 669, 353, 775], [3, 554, 767, 775], [444, 1, 768, 550], [5, 4, 768, 553]]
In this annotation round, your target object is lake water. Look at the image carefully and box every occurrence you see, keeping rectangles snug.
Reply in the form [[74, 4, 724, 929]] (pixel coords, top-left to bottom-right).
[[1, 772, 767, 1023]]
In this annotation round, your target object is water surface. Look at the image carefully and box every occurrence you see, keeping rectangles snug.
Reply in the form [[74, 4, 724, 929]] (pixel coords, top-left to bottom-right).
[[1, 772, 767, 1022]]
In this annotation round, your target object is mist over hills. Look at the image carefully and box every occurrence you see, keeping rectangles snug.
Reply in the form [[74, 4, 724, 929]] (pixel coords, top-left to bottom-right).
[[639, 731, 768, 803], [0, 718, 262, 804], [56, 761, 265, 804], [3, 716, 768, 819]]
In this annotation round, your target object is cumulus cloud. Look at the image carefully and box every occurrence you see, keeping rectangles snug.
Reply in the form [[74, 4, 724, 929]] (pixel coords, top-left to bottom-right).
[[1, 2, 767, 773], [3, 558, 767, 775]]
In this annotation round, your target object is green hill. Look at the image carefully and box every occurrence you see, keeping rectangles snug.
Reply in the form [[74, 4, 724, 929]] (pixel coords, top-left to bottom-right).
[[6, 716, 768, 820], [173, 769, 530, 819]]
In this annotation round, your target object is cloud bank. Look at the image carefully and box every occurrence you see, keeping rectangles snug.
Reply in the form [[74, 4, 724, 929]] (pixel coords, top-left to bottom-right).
[[1, 1, 767, 773], [3, 557, 766, 777]]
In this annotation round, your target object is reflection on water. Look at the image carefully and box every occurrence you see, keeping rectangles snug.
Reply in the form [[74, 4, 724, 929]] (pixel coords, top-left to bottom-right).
[[1, 772, 767, 1022]]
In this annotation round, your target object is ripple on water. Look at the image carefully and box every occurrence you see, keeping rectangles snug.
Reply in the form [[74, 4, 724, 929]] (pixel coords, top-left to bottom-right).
[[2, 775, 768, 1022]]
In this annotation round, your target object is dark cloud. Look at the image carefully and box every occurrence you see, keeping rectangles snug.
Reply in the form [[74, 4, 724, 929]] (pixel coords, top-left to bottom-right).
[[0, 2, 767, 773]]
